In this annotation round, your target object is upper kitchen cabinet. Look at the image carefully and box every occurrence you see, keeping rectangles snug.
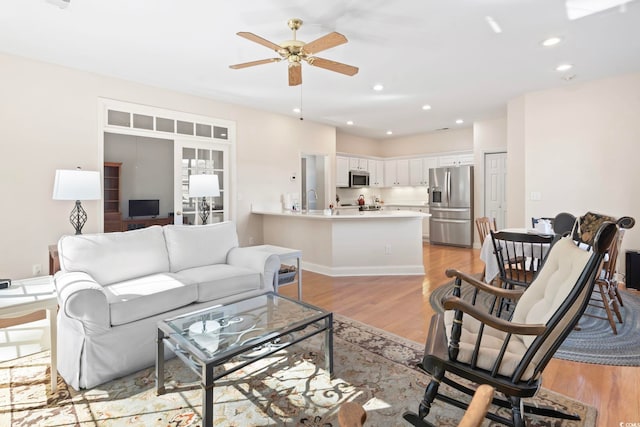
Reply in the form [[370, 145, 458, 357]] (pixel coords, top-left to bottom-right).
[[368, 159, 385, 188], [409, 157, 439, 186], [438, 152, 474, 167], [349, 157, 368, 171], [336, 156, 350, 187], [384, 159, 410, 186]]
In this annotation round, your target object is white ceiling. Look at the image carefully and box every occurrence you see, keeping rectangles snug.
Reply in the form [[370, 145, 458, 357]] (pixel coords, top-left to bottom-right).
[[2, 0, 640, 139]]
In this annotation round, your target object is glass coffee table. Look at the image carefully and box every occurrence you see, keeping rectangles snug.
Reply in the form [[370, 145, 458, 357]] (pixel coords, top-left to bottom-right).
[[156, 292, 333, 427]]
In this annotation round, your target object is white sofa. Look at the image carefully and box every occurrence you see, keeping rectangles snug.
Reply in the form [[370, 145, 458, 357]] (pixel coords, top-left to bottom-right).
[[54, 221, 280, 390]]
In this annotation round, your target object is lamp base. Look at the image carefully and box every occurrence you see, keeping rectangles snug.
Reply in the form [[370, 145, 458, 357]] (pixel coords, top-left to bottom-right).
[[70, 200, 87, 234], [199, 197, 210, 225]]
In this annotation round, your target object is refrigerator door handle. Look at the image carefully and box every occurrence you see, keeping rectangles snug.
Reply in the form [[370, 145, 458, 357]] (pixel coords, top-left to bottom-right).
[[431, 218, 469, 224], [431, 207, 469, 212], [446, 170, 451, 205]]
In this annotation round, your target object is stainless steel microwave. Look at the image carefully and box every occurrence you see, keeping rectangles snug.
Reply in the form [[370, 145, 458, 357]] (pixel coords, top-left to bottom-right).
[[349, 171, 370, 187]]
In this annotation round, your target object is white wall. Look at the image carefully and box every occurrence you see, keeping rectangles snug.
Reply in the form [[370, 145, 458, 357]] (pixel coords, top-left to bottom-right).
[[104, 133, 174, 218], [508, 72, 640, 262], [0, 52, 335, 279]]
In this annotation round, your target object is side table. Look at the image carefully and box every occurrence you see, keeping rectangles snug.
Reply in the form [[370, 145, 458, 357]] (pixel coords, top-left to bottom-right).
[[0, 276, 58, 392], [250, 245, 303, 300]]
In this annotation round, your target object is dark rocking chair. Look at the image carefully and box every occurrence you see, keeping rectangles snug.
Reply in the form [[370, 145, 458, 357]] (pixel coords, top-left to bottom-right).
[[403, 220, 617, 427]]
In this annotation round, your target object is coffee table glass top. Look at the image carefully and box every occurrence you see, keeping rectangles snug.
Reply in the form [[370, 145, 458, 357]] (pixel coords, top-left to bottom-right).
[[160, 292, 329, 363]]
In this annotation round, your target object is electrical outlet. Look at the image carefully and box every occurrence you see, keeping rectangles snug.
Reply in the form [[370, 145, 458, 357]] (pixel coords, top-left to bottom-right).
[[32, 264, 42, 276], [385, 244, 391, 255]]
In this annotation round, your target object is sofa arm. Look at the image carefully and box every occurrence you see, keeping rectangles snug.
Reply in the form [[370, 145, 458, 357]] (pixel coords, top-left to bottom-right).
[[54, 271, 110, 334], [227, 247, 281, 292]]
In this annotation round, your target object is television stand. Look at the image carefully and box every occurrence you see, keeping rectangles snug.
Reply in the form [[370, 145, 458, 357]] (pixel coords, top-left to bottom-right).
[[121, 216, 173, 231]]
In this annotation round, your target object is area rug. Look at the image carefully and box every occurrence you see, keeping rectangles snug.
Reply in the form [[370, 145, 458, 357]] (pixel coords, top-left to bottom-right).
[[0, 315, 596, 426], [430, 280, 640, 366]]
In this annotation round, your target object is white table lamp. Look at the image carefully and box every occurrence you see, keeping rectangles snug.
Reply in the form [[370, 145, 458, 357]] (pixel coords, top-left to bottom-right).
[[53, 168, 101, 234], [188, 174, 220, 224]]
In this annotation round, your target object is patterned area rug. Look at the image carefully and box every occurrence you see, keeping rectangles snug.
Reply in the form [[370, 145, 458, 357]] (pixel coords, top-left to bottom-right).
[[0, 315, 596, 426], [430, 280, 640, 366]]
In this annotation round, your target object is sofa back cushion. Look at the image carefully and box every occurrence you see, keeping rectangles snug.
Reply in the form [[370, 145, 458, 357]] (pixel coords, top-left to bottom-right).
[[58, 226, 170, 286], [163, 221, 239, 272]]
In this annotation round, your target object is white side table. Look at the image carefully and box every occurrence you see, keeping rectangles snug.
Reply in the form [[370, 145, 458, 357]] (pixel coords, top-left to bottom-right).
[[0, 276, 58, 392], [251, 245, 303, 300]]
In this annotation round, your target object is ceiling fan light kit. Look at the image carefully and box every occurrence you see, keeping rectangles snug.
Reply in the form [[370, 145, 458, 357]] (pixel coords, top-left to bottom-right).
[[230, 18, 359, 86]]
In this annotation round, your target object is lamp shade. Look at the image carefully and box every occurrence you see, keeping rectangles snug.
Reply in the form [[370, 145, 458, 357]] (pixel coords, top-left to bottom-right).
[[52, 169, 101, 200], [189, 174, 220, 198]]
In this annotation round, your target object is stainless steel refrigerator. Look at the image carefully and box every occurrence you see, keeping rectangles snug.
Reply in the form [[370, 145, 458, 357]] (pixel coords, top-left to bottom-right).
[[429, 165, 474, 247]]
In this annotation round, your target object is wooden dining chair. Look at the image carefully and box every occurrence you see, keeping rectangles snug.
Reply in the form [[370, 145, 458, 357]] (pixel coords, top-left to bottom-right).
[[577, 213, 636, 334], [475, 217, 497, 282]]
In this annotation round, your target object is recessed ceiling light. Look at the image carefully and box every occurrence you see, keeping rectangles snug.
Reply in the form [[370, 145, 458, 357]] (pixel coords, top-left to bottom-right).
[[422, 104, 432, 111], [346, 120, 354, 125], [556, 63, 573, 72], [293, 108, 301, 114], [455, 119, 464, 124], [485, 16, 502, 34], [386, 130, 393, 135], [541, 36, 562, 47], [373, 84, 384, 91]]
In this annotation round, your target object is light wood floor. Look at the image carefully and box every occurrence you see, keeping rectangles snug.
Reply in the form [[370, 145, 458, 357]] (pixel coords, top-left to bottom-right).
[[277, 243, 640, 426]]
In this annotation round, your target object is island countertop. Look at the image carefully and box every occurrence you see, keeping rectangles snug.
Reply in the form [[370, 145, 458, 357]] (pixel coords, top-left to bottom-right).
[[252, 208, 429, 220]]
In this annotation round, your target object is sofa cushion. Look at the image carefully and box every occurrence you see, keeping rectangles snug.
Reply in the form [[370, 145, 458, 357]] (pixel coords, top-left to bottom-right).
[[175, 264, 261, 302], [164, 222, 239, 272], [103, 272, 197, 326], [58, 226, 170, 286]]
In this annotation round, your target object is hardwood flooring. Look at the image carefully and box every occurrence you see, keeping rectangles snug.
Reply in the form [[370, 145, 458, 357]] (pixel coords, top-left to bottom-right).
[[277, 243, 640, 426]]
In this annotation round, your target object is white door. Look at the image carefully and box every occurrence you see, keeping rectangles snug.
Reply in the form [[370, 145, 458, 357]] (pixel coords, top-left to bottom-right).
[[174, 140, 229, 225], [484, 152, 507, 229]]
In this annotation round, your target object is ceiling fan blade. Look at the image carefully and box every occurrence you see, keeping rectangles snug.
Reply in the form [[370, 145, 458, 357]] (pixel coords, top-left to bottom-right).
[[303, 32, 348, 55], [289, 64, 302, 86], [307, 57, 359, 76], [229, 58, 281, 69], [237, 32, 283, 52]]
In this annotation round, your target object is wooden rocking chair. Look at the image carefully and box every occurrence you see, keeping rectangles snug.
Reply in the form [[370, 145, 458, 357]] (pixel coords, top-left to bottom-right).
[[403, 220, 617, 427]]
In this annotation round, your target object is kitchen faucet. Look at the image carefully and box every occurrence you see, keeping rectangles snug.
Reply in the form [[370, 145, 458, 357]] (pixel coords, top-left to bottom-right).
[[306, 189, 318, 212]]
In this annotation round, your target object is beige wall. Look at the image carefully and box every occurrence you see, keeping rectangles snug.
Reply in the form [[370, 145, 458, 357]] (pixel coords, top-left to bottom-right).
[[378, 128, 473, 157], [506, 96, 527, 228], [508, 72, 640, 259], [0, 52, 335, 279], [473, 117, 507, 241], [337, 128, 474, 159], [336, 131, 379, 156]]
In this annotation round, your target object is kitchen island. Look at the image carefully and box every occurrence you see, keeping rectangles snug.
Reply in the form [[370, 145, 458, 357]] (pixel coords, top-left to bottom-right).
[[252, 208, 429, 277]]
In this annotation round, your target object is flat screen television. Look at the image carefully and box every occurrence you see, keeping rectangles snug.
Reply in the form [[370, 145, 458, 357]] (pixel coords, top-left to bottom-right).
[[129, 199, 160, 218]]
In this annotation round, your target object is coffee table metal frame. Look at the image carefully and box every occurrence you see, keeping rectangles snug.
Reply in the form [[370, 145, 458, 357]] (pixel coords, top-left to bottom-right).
[[156, 292, 333, 427]]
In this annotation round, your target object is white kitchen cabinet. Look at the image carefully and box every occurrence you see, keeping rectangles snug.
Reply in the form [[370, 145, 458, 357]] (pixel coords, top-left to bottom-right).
[[368, 159, 385, 187], [409, 157, 439, 186], [336, 156, 350, 187], [438, 152, 474, 167], [349, 157, 368, 171], [384, 159, 410, 186]]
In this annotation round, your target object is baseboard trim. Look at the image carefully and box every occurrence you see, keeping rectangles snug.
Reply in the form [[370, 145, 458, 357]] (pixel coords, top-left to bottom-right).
[[301, 261, 425, 277]]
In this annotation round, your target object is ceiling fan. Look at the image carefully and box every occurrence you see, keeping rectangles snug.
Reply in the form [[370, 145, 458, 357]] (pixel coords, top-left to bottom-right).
[[229, 18, 359, 86]]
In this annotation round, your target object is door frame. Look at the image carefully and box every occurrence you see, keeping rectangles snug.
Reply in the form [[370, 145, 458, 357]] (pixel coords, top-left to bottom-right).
[[98, 98, 236, 230]]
